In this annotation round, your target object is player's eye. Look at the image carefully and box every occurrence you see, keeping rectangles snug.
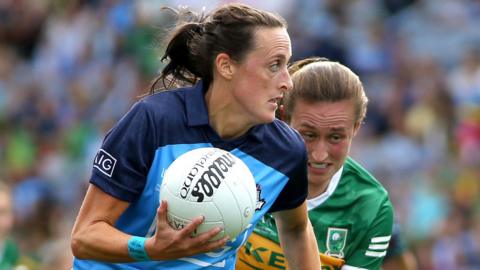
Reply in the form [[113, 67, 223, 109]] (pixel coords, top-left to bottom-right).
[[329, 134, 344, 143], [300, 131, 316, 141], [270, 61, 280, 72]]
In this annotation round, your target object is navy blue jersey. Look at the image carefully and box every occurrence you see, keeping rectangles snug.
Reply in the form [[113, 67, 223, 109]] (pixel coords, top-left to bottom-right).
[[73, 82, 308, 269]]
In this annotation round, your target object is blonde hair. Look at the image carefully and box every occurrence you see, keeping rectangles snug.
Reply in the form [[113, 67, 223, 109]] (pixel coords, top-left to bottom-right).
[[283, 57, 368, 123]]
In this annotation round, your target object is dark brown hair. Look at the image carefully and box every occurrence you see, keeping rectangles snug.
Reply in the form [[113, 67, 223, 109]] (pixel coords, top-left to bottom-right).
[[150, 3, 287, 93]]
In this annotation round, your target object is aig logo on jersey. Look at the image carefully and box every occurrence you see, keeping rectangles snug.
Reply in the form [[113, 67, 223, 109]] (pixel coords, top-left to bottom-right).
[[94, 149, 117, 177]]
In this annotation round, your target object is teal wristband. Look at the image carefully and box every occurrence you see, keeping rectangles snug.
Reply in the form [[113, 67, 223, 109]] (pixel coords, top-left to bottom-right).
[[128, 236, 151, 261]]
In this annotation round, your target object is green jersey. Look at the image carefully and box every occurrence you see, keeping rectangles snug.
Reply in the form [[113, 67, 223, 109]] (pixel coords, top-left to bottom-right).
[[237, 157, 394, 270]]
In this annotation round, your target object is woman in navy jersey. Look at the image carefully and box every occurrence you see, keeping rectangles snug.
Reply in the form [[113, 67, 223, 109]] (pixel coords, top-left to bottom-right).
[[70, 3, 320, 270]]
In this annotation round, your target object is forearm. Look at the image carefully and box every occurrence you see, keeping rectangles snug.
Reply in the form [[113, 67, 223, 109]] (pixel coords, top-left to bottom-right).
[[71, 184, 140, 262], [278, 220, 320, 269], [71, 220, 135, 262], [71, 189, 229, 263]]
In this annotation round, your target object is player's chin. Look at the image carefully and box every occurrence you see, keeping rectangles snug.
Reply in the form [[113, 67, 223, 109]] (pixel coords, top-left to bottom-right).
[[259, 109, 277, 123], [307, 173, 330, 187]]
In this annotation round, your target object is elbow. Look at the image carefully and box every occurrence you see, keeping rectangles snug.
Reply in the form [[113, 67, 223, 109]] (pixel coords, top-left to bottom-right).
[[71, 231, 88, 259], [281, 218, 309, 233]]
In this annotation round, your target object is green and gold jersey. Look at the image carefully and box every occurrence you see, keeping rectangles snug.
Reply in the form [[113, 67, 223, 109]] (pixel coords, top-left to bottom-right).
[[236, 157, 394, 270]]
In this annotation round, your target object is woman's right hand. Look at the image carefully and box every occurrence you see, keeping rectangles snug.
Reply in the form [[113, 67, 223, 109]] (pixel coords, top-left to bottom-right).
[[144, 200, 230, 260]]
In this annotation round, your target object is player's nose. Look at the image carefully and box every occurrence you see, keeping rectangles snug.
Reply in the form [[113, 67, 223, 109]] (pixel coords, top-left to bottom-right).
[[310, 140, 328, 161], [279, 68, 293, 92]]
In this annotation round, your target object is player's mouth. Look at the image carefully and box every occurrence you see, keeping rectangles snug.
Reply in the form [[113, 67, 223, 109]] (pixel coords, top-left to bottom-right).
[[308, 162, 330, 173], [309, 162, 328, 169], [268, 96, 282, 106]]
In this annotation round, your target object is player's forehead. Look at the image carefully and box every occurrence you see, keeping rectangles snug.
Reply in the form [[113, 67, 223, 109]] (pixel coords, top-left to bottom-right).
[[249, 27, 292, 61], [291, 100, 355, 128], [295, 121, 349, 134]]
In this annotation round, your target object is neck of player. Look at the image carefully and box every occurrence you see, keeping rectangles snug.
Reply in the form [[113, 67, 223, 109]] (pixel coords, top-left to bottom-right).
[[205, 82, 254, 140]]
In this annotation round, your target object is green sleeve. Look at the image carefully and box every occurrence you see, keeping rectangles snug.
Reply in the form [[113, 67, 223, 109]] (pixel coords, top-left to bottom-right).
[[345, 198, 394, 270]]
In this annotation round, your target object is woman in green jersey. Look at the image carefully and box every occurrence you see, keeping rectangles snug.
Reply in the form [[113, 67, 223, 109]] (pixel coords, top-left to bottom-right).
[[237, 58, 404, 270]]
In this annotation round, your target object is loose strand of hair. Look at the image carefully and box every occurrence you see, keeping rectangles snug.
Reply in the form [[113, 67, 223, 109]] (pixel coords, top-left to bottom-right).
[[148, 6, 207, 94]]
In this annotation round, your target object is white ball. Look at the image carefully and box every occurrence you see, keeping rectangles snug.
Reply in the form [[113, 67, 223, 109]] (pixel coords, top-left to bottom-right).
[[160, 147, 257, 240]]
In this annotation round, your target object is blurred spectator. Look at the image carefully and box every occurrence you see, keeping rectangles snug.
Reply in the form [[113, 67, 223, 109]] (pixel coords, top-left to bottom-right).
[[448, 48, 480, 113], [0, 181, 19, 269], [0, 181, 39, 270]]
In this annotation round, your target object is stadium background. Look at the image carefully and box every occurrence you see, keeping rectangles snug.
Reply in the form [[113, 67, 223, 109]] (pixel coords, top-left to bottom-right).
[[1, 0, 479, 269]]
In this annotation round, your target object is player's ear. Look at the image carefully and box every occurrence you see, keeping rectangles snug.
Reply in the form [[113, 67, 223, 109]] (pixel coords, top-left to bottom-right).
[[353, 121, 361, 136], [215, 53, 235, 80]]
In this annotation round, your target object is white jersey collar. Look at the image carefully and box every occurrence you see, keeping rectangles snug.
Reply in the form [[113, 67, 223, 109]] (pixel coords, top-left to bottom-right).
[[307, 166, 343, 211]]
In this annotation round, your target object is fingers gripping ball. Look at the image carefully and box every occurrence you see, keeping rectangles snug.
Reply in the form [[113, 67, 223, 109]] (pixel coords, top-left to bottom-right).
[[160, 147, 257, 240]]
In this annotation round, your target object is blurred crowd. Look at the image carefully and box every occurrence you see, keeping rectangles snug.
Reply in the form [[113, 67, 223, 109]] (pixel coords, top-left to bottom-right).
[[0, 0, 479, 269]]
